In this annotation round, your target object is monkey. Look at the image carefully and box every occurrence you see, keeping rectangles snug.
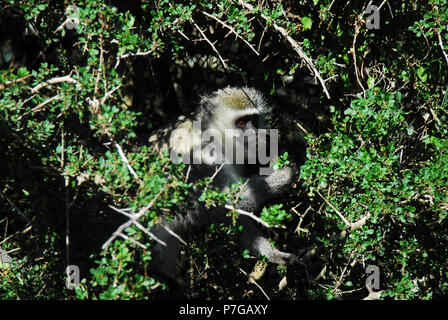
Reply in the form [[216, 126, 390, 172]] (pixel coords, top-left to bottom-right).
[[148, 87, 297, 281]]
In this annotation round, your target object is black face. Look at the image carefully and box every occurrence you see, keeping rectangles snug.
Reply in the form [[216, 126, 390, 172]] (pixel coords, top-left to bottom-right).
[[235, 115, 260, 130]]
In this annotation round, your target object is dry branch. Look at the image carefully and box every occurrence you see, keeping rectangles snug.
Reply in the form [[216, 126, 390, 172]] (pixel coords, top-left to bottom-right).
[[0, 74, 33, 90], [225, 204, 272, 229], [437, 30, 448, 67], [237, 0, 331, 99], [315, 190, 351, 227], [30, 74, 77, 94], [191, 17, 228, 70], [115, 143, 141, 183], [113, 48, 153, 69], [201, 11, 260, 56], [32, 94, 62, 112], [102, 186, 170, 250], [103, 205, 167, 249]]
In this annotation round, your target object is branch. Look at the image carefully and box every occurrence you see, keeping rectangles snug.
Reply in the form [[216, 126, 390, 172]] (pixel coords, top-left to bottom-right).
[[30, 74, 77, 93], [225, 204, 272, 229], [115, 143, 141, 183], [210, 163, 225, 182], [32, 94, 62, 112], [315, 190, 351, 227], [437, 29, 448, 67], [112, 42, 153, 69], [102, 187, 169, 250], [0, 74, 33, 90], [238, 267, 271, 300], [160, 224, 188, 246], [103, 205, 167, 249], [201, 11, 260, 56], [191, 17, 228, 70], [300, 207, 370, 264], [238, 0, 331, 99]]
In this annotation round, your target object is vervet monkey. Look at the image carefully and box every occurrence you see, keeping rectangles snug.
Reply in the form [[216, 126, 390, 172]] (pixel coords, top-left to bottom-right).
[[148, 87, 296, 281]]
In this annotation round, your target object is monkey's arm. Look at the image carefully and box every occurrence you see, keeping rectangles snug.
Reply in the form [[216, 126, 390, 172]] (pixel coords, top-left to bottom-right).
[[149, 207, 206, 279], [218, 165, 297, 265], [150, 165, 296, 279], [219, 165, 295, 212]]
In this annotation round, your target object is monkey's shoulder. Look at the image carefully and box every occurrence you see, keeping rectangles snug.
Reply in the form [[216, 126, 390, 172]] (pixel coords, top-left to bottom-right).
[[149, 115, 199, 155]]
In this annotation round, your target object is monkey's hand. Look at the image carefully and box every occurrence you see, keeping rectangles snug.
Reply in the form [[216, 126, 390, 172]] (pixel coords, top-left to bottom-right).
[[235, 165, 297, 212], [265, 165, 297, 194], [240, 217, 297, 266]]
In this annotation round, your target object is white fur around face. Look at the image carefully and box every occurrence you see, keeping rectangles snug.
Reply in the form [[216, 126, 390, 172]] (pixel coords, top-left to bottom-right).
[[152, 87, 269, 166]]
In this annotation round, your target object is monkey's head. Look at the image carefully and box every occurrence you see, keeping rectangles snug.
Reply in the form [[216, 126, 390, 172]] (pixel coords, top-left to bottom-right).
[[198, 87, 271, 164]]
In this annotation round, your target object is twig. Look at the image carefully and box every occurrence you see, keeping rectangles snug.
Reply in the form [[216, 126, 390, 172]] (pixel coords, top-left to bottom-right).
[[191, 18, 228, 70], [114, 49, 153, 69], [30, 74, 77, 94], [377, 0, 388, 11], [210, 163, 225, 181], [135, 186, 168, 219], [160, 224, 188, 246], [201, 11, 259, 56], [225, 204, 272, 229], [351, 1, 375, 96], [437, 29, 448, 67], [101, 85, 122, 104], [115, 143, 141, 183], [301, 207, 370, 264], [119, 233, 148, 249], [201, 163, 226, 194], [294, 119, 309, 135], [0, 74, 33, 90], [232, 178, 250, 205], [133, 220, 168, 244], [238, 0, 331, 99], [102, 186, 170, 250], [185, 165, 191, 183], [238, 267, 271, 300], [315, 190, 351, 227], [31, 94, 62, 112], [103, 205, 167, 249]]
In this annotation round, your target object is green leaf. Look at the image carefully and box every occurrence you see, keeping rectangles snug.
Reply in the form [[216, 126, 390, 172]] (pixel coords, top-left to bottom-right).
[[416, 66, 428, 82], [301, 17, 313, 30]]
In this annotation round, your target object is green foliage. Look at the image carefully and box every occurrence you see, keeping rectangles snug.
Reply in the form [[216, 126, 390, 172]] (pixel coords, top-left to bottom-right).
[[261, 204, 291, 227], [0, 233, 68, 300], [1, 0, 448, 300], [274, 152, 290, 170], [261, 204, 291, 226], [301, 88, 448, 299], [75, 241, 158, 300]]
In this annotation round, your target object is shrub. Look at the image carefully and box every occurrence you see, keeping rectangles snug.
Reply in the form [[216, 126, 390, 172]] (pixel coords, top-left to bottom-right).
[[1, 0, 447, 300]]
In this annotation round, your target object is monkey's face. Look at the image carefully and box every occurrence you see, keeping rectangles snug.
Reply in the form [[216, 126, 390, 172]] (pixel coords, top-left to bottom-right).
[[217, 110, 265, 164], [201, 87, 271, 165]]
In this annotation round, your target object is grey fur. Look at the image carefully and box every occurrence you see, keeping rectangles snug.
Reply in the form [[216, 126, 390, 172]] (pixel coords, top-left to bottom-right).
[[148, 87, 296, 281]]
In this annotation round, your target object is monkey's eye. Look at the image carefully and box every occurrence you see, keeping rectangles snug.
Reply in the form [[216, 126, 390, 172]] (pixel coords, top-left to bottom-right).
[[235, 118, 247, 129]]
